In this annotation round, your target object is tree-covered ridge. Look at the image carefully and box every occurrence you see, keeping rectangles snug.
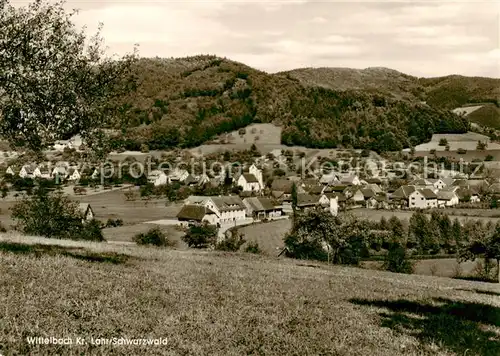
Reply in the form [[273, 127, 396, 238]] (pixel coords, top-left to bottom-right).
[[112, 56, 470, 152]]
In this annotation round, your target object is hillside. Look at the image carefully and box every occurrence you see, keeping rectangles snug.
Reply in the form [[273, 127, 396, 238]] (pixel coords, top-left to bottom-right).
[[1, 233, 500, 355], [279, 67, 424, 101], [458, 103, 500, 130], [282, 68, 500, 111], [111, 56, 469, 153]]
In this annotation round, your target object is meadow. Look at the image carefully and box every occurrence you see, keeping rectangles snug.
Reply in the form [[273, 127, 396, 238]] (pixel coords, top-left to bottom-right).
[[0, 232, 499, 355]]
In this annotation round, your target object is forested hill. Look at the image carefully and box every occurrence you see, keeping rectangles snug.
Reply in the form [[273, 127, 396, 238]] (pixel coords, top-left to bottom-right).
[[113, 55, 473, 152]]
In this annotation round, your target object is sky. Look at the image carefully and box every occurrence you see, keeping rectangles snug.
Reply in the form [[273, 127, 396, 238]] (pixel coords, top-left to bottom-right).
[[13, 0, 500, 77]]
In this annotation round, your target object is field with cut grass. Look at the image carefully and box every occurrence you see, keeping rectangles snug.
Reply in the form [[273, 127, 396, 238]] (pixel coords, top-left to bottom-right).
[[1, 233, 499, 355]]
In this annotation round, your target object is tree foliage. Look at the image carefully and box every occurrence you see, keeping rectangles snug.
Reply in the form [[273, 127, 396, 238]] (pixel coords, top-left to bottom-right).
[[0, 0, 137, 158], [11, 186, 103, 241]]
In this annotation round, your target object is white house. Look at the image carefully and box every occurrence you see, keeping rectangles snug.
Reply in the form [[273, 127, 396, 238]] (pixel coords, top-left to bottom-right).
[[67, 168, 81, 181], [52, 166, 68, 180], [148, 170, 169, 186], [409, 189, 438, 209], [33, 166, 51, 179], [437, 190, 459, 208], [5, 166, 15, 176], [249, 164, 264, 189], [429, 178, 447, 191], [19, 165, 34, 179], [237, 173, 261, 192], [78, 203, 95, 222], [185, 195, 246, 225]]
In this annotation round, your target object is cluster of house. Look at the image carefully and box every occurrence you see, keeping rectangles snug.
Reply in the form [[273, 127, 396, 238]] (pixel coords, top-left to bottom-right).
[[5, 164, 88, 181], [278, 175, 489, 211]]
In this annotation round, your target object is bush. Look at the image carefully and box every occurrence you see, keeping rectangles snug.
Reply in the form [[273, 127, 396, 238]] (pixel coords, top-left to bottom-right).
[[382, 243, 414, 274], [0, 221, 7, 233], [438, 138, 448, 146], [215, 229, 246, 251], [485, 155, 494, 161], [457, 148, 467, 154], [245, 241, 262, 254], [133, 227, 173, 247], [105, 218, 124, 228], [76, 219, 104, 242], [11, 187, 93, 240], [182, 223, 218, 248]]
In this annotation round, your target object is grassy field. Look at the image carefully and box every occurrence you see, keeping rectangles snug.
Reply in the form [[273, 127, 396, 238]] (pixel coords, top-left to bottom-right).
[[1, 233, 499, 355]]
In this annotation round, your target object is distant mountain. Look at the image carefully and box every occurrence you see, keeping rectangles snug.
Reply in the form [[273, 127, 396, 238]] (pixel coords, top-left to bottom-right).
[[278, 67, 423, 101], [111, 56, 472, 152]]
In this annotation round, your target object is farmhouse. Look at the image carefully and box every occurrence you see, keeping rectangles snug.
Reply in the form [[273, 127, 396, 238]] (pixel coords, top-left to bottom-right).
[[33, 166, 51, 179], [184, 174, 198, 186], [148, 170, 169, 186], [52, 166, 68, 180], [176, 205, 219, 225], [67, 168, 81, 181], [237, 173, 261, 192], [242, 197, 282, 220], [390, 185, 417, 208], [197, 173, 211, 187], [19, 165, 34, 179], [185, 195, 246, 224], [78, 203, 94, 222], [409, 189, 438, 209], [436, 190, 459, 207], [296, 193, 320, 211], [271, 179, 304, 200]]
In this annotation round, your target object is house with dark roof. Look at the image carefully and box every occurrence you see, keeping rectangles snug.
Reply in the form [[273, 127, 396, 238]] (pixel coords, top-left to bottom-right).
[[242, 197, 282, 220], [237, 173, 261, 192], [271, 179, 304, 200], [176, 205, 218, 225], [390, 185, 417, 209], [408, 188, 438, 209], [436, 190, 459, 207], [455, 187, 481, 203]]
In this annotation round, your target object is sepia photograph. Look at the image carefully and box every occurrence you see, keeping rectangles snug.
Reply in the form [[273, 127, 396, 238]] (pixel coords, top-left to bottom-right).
[[0, 0, 499, 354]]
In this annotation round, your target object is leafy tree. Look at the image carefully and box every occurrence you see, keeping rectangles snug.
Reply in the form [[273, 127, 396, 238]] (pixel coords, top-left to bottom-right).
[[11, 186, 102, 241], [451, 218, 462, 246], [284, 210, 369, 265], [215, 229, 245, 251], [0, 0, 137, 158], [476, 141, 487, 150], [182, 222, 218, 248], [409, 211, 438, 253], [459, 223, 500, 283], [382, 243, 414, 274], [134, 227, 174, 247], [245, 241, 261, 254]]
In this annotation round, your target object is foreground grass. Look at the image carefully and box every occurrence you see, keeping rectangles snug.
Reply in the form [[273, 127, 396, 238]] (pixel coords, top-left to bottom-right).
[[0, 233, 499, 355]]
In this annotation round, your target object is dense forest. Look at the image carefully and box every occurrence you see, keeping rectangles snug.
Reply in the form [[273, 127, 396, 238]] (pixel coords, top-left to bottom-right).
[[108, 56, 489, 152]]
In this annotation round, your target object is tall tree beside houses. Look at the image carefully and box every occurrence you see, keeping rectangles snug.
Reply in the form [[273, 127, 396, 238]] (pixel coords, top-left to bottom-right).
[[0, 0, 137, 159]]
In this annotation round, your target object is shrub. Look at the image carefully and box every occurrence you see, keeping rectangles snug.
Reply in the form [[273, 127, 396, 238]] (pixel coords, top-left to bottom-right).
[[382, 243, 414, 274], [182, 223, 218, 248], [11, 187, 92, 240], [105, 218, 124, 228], [485, 155, 494, 161], [216, 229, 246, 251], [245, 241, 262, 254], [76, 219, 105, 242], [238, 128, 246, 136], [438, 138, 448, 146], [457, 148, 467, 154], [133, 227, 173, 247], [0, 221, 7, 233]]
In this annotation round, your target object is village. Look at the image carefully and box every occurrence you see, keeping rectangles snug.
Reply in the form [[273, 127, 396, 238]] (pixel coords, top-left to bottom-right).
[[1, 138, 498, 237]]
